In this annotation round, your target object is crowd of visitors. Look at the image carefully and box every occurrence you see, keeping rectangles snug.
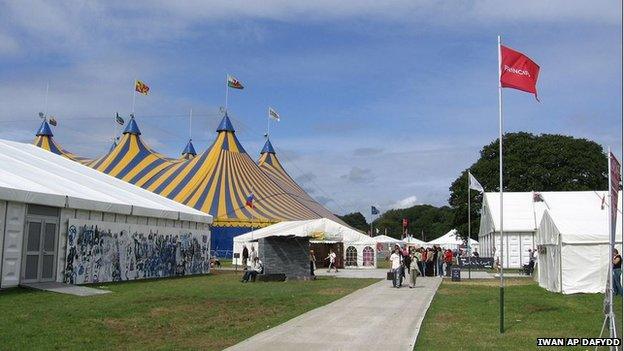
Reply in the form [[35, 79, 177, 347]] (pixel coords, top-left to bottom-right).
[[388, 244, 463, 288]]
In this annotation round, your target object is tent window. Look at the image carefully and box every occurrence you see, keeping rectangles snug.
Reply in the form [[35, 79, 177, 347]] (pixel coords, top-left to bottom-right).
[[345, 246, 358, 267], [363, 246, 374, 266]]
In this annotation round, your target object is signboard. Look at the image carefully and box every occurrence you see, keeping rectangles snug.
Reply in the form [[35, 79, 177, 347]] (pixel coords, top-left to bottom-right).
[[451, 267, 461, 282], [458, 257, 494, 269], [402, 218, 409, 228], [233, 253, 240, 259]]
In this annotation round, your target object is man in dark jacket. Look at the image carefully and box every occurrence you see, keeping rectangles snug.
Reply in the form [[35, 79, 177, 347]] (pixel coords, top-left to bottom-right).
[[242, 245, 249, 268]]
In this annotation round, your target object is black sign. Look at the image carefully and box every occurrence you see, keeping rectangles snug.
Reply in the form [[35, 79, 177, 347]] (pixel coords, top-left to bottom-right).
[[451, 267, 461, 282], [233, 253, 240, 259], [458, 257, 494, 269]]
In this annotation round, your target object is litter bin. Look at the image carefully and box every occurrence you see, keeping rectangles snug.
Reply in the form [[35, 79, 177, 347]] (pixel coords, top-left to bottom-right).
[[451, 267, 461, 282]]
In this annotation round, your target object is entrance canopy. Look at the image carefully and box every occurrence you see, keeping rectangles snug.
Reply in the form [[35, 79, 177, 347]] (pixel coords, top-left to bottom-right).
[[428, 229, 478, 250], [372, 235, 404, 244], [234, 218, 375, 244]]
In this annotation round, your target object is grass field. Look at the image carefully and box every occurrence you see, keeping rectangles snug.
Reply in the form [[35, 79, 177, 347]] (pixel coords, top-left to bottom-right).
[[415, 278, 623, 350], [0, 271, 377, 351]]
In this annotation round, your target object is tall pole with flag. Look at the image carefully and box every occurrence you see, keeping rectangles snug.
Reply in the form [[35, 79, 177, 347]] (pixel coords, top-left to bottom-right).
[[226, 74, 244, 113], [497, 35, 505, 334], [496, 35, 540, 333]]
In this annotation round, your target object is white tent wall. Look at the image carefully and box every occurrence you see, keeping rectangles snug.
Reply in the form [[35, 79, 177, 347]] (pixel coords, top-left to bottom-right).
[[232, 219, 377, 269], [0, 201, 212, 288], [0, 201, 25, 288], [536, 208, 622, 294]]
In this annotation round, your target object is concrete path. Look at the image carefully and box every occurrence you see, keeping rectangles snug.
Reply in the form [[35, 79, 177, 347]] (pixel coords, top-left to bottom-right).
[[21, 282, 110, 296], [226, 276, 442, 351]]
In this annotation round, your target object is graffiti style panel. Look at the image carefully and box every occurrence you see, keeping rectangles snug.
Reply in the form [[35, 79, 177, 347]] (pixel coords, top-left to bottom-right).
[[64, 220, 210, 284]]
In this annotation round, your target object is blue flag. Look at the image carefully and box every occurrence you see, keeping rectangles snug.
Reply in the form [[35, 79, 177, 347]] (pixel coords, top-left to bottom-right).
[[371, 206, 379, 215], [115, 113, 125, 125]]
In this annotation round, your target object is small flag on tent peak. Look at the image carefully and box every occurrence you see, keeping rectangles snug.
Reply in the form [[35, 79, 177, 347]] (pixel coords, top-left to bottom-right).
[[115, 113, 125, 125], [135, 80, 150, 95], [48, 116, 57, 126], [245, 193, 255, 208], [227, 75, 244, 90], [268, 107, 280, 121]]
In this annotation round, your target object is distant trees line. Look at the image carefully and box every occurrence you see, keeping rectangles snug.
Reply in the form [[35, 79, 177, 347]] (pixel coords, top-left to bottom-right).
[[337, 132, 608, 241]]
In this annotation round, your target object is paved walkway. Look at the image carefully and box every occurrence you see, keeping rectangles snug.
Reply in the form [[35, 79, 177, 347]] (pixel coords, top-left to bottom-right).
[[21, 282, 110, 296], [226, 275, 442, 351]]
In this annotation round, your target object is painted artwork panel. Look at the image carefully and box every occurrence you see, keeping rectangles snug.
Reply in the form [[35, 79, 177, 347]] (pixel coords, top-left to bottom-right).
[[64, 219, 210, 284]]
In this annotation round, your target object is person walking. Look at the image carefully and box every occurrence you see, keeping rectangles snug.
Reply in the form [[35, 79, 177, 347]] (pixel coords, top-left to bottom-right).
[[444, 249, 453, 276], [613, 249, 622, 296], [309, 249, 317, 277], [242, 245, 249, 268], [390, 248, 403, 288], [419, 248, 427, 277], [403, 245, 411, 275], [326, 249, 338, 273], [408, 251, 420, 288], [437, 247, 444, 277]]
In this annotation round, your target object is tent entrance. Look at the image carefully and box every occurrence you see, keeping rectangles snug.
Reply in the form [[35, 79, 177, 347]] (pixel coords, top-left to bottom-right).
[[312, 242, 344, 269], [21, 205, 59, 284]]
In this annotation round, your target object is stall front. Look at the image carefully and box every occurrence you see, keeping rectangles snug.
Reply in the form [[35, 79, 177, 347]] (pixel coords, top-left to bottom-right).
[[233, 218, 377, 269], [428, 229, 479, 254], [373, 235, 405, 260], [0, 140, 213, 289]]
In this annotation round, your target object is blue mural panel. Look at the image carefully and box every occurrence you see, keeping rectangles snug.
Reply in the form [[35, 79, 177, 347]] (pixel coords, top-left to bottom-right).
[[64, 220, 210, 284]]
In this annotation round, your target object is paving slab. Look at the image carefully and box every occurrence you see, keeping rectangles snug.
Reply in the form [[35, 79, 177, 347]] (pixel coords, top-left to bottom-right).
[[21, 282, 110, 296], [225, 276, 442, 351]]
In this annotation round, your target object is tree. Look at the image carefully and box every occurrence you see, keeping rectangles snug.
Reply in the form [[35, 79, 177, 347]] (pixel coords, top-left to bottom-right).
[[449, 132, 608, 239], [372, 205, 454, 241], [337, 212, 369, 232]]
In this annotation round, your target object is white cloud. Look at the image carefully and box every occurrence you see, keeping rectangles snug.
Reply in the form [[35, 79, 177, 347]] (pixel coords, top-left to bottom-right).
[[389, 195, 420, 210]]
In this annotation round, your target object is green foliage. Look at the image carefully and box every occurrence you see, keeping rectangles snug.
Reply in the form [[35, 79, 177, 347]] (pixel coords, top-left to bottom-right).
[[449, 132, 608, 239], [372, 205, 454, 241], [337, 212, 369, 232]]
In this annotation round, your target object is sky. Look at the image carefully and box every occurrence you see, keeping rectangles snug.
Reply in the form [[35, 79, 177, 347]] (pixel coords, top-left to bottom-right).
[[0, 1, 621, 217]]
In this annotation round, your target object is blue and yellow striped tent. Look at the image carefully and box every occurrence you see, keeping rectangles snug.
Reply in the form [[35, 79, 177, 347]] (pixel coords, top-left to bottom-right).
[[140, 114, 326, 251], [34, 120, 92, 164], [32, 114, 342, 254], [85, 117, 183, 186], [258, 138, 345, 225]]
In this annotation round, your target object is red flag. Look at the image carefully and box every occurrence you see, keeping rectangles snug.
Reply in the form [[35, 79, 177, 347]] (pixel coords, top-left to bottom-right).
[[500, 45, 540, 100]]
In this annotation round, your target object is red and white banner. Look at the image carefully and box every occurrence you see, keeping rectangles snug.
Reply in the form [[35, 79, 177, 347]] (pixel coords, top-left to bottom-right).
[[500, 45, 540, 100], [609, 152, 621, 234]]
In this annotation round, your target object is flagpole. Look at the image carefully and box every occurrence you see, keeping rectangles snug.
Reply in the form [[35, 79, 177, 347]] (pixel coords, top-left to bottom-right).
[[607, 148, 615, 340], [189, 108, 193, 140], [497, 34, 505, 334], [132, 79, 137, 116], [468, 171, 472, 280], [225, 74, 229, 113], [267, 109, 271, 139], [44, 82, 49, 118]]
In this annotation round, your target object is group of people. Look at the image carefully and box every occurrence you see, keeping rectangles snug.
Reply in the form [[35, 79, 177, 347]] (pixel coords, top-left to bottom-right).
[[240, 245, 263, 283], [388, 245, 457, 288]]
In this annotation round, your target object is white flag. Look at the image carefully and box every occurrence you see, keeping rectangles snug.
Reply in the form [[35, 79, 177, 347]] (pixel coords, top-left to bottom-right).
[[468, 172, 484, 193], [268, 107, 280, 121]]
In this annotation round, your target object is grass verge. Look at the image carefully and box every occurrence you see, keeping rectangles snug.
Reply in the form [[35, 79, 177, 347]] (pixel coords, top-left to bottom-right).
[[0, 271, 376, 351], [415, 278, 623, 350]]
